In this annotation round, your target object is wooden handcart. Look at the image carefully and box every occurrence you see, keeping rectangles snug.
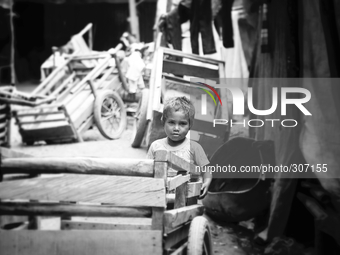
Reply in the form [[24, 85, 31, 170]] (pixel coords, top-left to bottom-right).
[[0, 148, 212, 255], [132, 44, 231, 157], [11, 24, 127, 145]]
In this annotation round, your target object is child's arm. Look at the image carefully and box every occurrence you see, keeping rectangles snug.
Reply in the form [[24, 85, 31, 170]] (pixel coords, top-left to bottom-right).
[[199, 168, 212, 199]]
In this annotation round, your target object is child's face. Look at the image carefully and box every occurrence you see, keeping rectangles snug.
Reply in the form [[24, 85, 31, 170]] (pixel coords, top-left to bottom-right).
[[164, 110, 190, 142]]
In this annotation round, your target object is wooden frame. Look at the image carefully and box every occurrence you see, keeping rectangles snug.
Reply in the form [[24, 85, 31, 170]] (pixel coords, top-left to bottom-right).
[[0, 149, 205, 255]]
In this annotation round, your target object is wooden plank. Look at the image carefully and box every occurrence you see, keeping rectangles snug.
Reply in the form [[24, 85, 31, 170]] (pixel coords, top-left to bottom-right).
[[164, 204, 204, 233], [163, 47, 224, 65], [174, 183, 187, 209], [19, 125, 76, 143], [167, 174, 191, 191], [0, 147, 33, 159], [0, 202, 151, 218], [69, 53, 111, 60], [77, 115, 94, 134], [0, 230, 162, 255], [62, 217, 151, 230], [171, 241, 188, 255], [168, 152, 196, 173], [163, 60, 219, 78], [32, 58, 74, 95], [164, 222, 190, 250], [152, 160, 167, 230], [1, 158, 154, 177], [16, 111, 65, 117], [59, 104, 82, 142], [50, 72, 76, 97], [154, 150, 168, 162], [186, 182, 202, 198], [0, 174, 166, 208], [20, 118, 68, 125]]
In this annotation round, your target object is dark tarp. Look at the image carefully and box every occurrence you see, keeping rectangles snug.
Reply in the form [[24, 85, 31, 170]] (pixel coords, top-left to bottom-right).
[[248, 0, 340, 246]]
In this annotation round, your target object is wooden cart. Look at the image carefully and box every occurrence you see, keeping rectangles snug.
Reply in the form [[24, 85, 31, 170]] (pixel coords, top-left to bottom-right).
[[0, 148, 212, 255], [12, 24, 127, 145], [132, 44, 231, 158]]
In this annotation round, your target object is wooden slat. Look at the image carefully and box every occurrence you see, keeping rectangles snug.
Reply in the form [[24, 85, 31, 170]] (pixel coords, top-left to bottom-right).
[[167, 152, 196, 173], [164, 222, 190, 250], [0, 174, 166, 208], [162, 47, 224, 65], [69, 53, 111, 60], [152, 160, 167, 230], [167, 174, 190, 191], [1, 157, 154, 177], [19, 125, 76, 143], [62, 217, 152, 230], [164, 204, 204, 233], [0, 230, 162, 255], [16, 111, 65, 117], [174, 183, 187, 209], [20, 118, 68, 125], [32, 58, 74, 95], [186, 182, 202, 198], [163, 60, 219, 78], [0, 119, 7, 129], [0, 202, 151, 218], [50, 72, 76, 97], [0, 147, 33, 159]]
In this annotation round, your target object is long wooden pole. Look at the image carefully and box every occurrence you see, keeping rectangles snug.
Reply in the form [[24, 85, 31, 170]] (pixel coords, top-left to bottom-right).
[[0, 202, 151, 217], [1, 157, 155, 177], [128, 0, 140, 41], [9, 0, 15, 86]]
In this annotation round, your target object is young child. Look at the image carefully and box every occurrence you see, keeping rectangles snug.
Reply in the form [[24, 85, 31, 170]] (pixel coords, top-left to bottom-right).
[[147, 96, 212, 198]]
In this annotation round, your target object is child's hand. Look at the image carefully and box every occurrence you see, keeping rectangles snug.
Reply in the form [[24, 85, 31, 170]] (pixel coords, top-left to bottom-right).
[[198, 177, 212, 199]]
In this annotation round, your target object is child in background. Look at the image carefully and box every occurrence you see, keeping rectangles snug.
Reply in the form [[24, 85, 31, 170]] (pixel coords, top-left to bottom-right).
[[147, 97, 212, 198]]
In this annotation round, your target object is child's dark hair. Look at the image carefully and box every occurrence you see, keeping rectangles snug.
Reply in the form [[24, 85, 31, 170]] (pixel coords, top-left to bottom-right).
[[162, 97, 195, 127]]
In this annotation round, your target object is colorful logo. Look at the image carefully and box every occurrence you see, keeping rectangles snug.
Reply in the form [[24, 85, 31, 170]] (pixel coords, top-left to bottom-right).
[[197, 82, 222, 106]]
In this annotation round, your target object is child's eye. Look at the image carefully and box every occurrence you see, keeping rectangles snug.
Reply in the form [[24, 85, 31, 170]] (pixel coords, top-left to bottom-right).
[[180, 122, 188, 126]]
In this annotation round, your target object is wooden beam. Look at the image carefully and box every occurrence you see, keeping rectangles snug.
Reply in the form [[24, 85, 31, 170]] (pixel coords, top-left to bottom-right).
[[186, 182, 202, 198], [164, 204, 204, 233], [163, 47, 224, 65], [0, 174, 166, 208], [163, 60, 219, 79], [1, 157, 154, 177], [0, 230, 162, 255], [0, 202, 151, 218], [168, 152, 196, 173], [152, 159, 167, 230], [167, 174, 190, 191], [174, 183, 187, 209], [61, 218, 152, 230], [0, 147, 33, 159], [164, 222, 190, 250]]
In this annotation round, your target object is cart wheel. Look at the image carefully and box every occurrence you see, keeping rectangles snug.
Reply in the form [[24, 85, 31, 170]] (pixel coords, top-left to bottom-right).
[[131, 88, 149, 148], [94, 90, 127, 140], [187, 216, 213, 255]]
